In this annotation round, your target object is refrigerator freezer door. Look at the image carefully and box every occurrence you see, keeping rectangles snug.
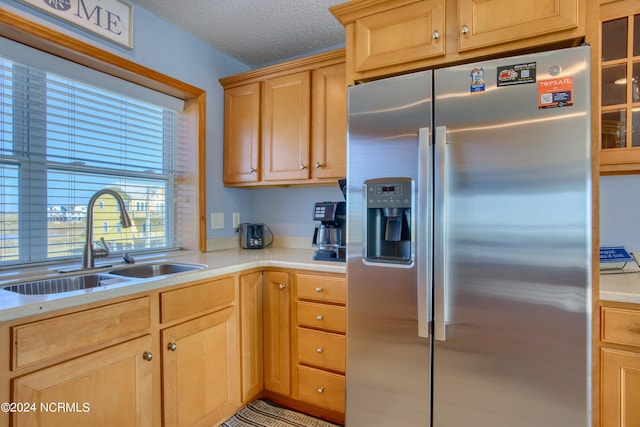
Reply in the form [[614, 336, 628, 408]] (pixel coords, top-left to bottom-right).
[[346, 70, 432, 427], [433, 47, 592, 427]]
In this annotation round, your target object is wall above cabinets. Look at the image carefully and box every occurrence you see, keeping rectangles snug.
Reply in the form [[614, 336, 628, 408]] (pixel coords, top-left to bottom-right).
[[219, 49, 346, 187]]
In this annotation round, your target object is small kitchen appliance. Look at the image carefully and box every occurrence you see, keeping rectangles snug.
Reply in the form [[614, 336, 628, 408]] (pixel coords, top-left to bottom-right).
[[312, 201, 346, 262], [239, 223, 273, 249]]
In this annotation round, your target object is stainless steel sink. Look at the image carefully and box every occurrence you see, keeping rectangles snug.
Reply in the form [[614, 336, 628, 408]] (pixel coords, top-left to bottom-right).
[[1, 274, 126, 295], [108, 263, 204, 278], [1, 262, 205, 296]]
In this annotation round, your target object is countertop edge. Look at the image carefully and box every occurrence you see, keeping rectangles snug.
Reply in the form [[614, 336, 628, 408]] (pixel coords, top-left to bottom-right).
[[0, 248, 345, 322]]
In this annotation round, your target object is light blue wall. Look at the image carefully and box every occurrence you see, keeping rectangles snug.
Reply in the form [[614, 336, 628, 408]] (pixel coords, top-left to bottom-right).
[[1, 0, 344, 245], [600, 175, 640, 253]]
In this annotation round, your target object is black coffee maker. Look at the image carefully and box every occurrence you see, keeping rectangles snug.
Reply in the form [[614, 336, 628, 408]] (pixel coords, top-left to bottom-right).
[[312, 201, 346, 262]]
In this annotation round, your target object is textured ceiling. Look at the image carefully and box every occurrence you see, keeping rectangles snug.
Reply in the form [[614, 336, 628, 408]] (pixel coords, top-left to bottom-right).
[[129, 0, 346, 67]]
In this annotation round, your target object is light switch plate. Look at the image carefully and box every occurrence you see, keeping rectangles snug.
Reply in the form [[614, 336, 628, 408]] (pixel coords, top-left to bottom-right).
[[233, 213, 240, 229], [211, 212, 224, 230]]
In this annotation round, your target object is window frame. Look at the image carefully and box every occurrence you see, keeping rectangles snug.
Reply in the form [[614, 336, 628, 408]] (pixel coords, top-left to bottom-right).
[[0, 9, 206, 257]]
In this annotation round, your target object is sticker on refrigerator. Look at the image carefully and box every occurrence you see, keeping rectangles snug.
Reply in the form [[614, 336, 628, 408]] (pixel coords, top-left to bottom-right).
[[470, 68, 485, 93], [496, 62, 536, 87], [538, 77, 573, 109]]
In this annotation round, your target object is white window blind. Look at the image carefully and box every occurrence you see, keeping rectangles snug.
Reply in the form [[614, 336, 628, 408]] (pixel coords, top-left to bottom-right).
[[0, 37, 184, 266]]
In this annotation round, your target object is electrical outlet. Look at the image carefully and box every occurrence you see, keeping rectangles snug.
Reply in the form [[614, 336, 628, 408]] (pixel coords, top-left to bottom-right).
[[211, 212, 224, 230], [233, 213, 240, 229]]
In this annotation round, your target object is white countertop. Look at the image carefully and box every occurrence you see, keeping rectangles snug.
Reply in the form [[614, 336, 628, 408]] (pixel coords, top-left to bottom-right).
[[600, 271, 640, 305], [2, 247, 638, 321], [0, 248, 345, 322]]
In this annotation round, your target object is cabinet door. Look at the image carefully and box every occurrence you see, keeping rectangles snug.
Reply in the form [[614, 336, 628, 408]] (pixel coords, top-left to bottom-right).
[[263, 271, 291, 395], [354, 0, 445, 73], [457, 0, 579, 51], [312, 63, 347, 180], [12, 335, 153, 427], [162, 307, 241, 427], [224, 83, 260, 184], [262, 72, 311, 182], [601, 348, 640, 426], [599, 2, 640, 173], [240, 271, 263, 402]]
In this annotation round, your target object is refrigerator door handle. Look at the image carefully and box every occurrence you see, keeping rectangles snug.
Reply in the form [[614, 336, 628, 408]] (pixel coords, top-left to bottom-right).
[[434, 125, 447, 341], [417, 126, 431, 338]]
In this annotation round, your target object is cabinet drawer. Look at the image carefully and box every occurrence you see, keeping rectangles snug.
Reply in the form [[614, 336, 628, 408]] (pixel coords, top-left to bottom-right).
[[161, 276, 235, 323], [297, 328, 345, 372], [296, 274, 345, 304], [297, 365, 345, 412], [297, 301, 345, 333], [12, 297, 150, 370], [601, 306, 640, 348]]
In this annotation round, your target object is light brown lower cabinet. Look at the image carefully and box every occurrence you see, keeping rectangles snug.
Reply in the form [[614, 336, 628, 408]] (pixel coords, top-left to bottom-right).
[[1, 268, 346, 426], [11, 335, 153, 427], [600, 302, 640, 427], [240, 270, 264, 402], [162, 307, 240, 427], [263, 270, 292, 395], [293, 272, 346, 419]]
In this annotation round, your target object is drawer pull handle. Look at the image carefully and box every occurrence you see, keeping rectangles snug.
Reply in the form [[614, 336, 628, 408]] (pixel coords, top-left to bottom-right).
[[315, 287, 323, 293], [316, 315, 324, 321], [142, 351, 153, 362], [317, 387, 324, 394], [167, 342, 177, 352], [461, 24, 469, 35], [316, 347, 324, 353], [279, 284, 286, 290]]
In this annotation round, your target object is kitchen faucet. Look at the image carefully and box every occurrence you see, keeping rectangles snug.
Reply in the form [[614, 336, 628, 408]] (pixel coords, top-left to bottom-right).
[[82, 189, 132, 269]]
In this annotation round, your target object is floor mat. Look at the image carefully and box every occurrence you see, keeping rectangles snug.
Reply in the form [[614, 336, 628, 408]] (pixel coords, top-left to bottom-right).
[[220, 399, 341, 427]]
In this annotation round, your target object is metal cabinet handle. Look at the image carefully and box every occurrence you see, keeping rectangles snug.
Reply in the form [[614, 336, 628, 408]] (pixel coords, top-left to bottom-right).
[[317, 387, 324, 394], [461, 24, 469, 35], [278, 284, 286, 290], [315, 162, 322, 168], [432, 30, 440, 40], [167, 342, 177, 352], [316, 314, 324, 321], [316, 347, 324, 353], [300, 164, 307, 170], [143, 351, 153, 361], [315, 287, 323, 293], [249, 167, 256, 173]]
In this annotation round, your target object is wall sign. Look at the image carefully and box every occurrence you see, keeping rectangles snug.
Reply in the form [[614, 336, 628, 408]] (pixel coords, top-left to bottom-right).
[[17, 0, 133, 48]]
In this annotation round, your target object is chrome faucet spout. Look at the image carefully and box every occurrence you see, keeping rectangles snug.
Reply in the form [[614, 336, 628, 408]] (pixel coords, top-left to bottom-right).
[[82, 189, 132, 269]]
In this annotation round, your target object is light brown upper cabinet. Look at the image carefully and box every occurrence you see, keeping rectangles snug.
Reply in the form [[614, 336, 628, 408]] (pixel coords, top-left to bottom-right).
[[348, 0, 446, 75], [330, 0, 586, 84], [262, 71, 311, 182], [313, 62, 347, 180], [599, 0, 640, 174], [220, 50, 346, 187], [223, 83, 261, 184]]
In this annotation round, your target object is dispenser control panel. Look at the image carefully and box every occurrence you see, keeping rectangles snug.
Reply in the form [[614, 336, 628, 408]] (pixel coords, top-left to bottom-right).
[[366, 179, 412, 209], [363, 177, 413, 265]]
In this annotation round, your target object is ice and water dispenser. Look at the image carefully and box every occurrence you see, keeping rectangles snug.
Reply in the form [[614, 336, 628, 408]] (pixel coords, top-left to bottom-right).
[[364, 178, 413, 265]]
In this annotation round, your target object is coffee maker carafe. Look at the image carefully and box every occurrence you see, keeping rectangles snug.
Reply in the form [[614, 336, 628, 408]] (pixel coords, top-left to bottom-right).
[[312, 201, 346, 262]]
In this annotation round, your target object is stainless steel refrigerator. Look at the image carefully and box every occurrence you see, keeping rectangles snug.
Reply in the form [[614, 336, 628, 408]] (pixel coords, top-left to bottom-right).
[[345, 46, 592, 427]]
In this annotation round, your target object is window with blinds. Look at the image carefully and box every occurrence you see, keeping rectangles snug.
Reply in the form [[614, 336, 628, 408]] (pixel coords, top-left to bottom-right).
[[0, 37, 185, 266]]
